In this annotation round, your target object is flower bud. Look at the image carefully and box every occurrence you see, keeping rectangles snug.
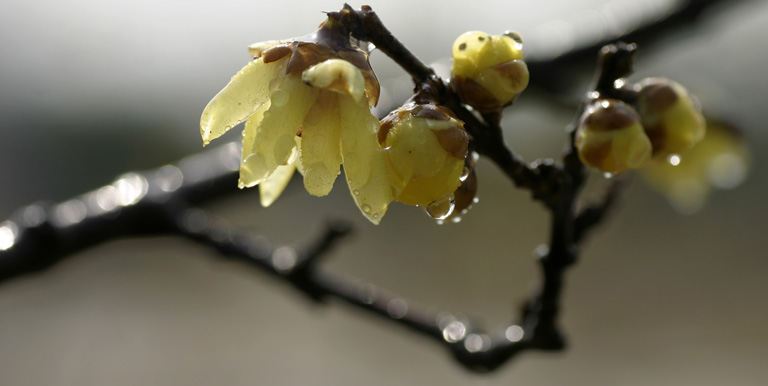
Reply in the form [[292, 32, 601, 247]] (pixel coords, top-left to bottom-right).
[[379, 103, 468, 211], [636, 78, 706, 159], [576, 99, 652, 175], [642, 120, 749, 214], [451, 31, 529, 112]]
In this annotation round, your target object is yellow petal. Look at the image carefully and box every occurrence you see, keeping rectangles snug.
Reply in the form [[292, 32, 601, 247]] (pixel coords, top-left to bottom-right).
[[302, 59, 365, 102], [200, 58, 287, 146], [338, 96, 393, 224], [240, 75, 319, 186], [239, 100, 271, 188], [300, 92, 343, 196], [259, 162, 296, 207]]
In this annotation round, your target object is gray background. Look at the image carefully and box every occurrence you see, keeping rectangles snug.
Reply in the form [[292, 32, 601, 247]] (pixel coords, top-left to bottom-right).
[[1, 0, 766, 384]]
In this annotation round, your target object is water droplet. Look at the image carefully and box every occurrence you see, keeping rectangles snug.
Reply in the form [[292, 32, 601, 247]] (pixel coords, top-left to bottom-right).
[[271, 88, 289, 107], [451, 216, 462, 223], [0, 221, 19, 251], [362, 205, 371, 213], [459, 167, 470, 182], [272, 246, 297, 272], [304, 163, 331, 189], [424, 194, 455, 220], [442, 321, 467, 343], [668, 154, 681, 166], [387, 298, 408, 319], [603, 172, 614, 179], [268, 78, 281, 92], [372, 213, 379, 219], [285, 147, 298, 165], [472, 197, 480, 204], [274, 135, 296, 165], [436, 220, 445, 225], [113, 173, 149, 206], [358, 283, 378, 304], [353, 189, 360, 196], [505, 325, 525, 342], [242, 153, 268, 182]]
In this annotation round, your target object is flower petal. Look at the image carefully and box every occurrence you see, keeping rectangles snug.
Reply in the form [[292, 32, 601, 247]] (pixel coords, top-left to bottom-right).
[[239, 100, 271, 188], [302, 59, 365, 102], [200, 58, 288, 146], [301, 92, 343, 196], [338, 96, 393, 224], [259, 162, 296, 207], [240, 75, 319, 186]]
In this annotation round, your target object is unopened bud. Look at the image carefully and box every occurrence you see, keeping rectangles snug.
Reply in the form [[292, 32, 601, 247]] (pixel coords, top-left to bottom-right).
[[451, 31, 529, 112], [636, 78, 705, 159], [576, 99, 652, 174], [379, 103, 468, 207]]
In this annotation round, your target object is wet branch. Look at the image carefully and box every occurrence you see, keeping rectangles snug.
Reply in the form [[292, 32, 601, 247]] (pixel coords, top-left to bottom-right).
[[0, 0, 734, 372]]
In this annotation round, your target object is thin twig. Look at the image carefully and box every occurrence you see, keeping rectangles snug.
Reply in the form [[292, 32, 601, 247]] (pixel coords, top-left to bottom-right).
[[0, 0, 732, 372]]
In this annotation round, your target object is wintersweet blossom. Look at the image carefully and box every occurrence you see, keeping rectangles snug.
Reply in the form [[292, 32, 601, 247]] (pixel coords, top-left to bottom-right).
[[200, 17, 392, 222]]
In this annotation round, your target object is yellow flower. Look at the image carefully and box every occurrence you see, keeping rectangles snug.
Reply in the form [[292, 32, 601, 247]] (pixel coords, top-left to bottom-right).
[[451, 31, 529, 112], [200, 23, 397, 224]]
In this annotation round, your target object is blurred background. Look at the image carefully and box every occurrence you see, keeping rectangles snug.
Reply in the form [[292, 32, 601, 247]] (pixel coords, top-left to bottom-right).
[[1, 0, 766, 384]]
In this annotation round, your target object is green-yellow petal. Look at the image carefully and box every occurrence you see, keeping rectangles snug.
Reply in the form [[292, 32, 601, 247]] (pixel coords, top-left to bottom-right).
[[200, 58, 288, 146], [240, 75, 319, 186], [239, 101, 271, 188], [259, 162, 297, 207], [300, 92, 343, 196], [339, 96, 393, 224]]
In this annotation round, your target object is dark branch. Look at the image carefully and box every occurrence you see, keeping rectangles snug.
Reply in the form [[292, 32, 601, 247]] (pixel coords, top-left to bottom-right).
[[0, 0, 734, 373]]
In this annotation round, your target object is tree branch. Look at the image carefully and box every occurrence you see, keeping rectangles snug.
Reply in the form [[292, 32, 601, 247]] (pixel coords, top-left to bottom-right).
[[0, 0, 735, 372]]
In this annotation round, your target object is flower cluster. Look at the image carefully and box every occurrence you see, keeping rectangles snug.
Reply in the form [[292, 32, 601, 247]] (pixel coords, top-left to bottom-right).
[[576, 78, 706, 175], [200, 14, 469, 224]]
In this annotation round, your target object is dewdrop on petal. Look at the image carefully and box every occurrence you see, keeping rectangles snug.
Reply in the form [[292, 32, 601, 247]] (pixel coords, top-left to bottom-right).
[[378, 102, 468, 219], [451, 31, 529, 112], [636, 78, 706, 159], [445, 151, 479, 223], [576, 99, 652, 175]]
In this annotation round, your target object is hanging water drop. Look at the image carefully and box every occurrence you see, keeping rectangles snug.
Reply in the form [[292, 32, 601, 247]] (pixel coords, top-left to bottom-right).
[[451, 216, 462, 224], [353, 189, 360, 196], [603, 172, 614, 179], [459, 167, 470, 182], [423, 194, 455, 220], [362, 205, 371, 213]]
